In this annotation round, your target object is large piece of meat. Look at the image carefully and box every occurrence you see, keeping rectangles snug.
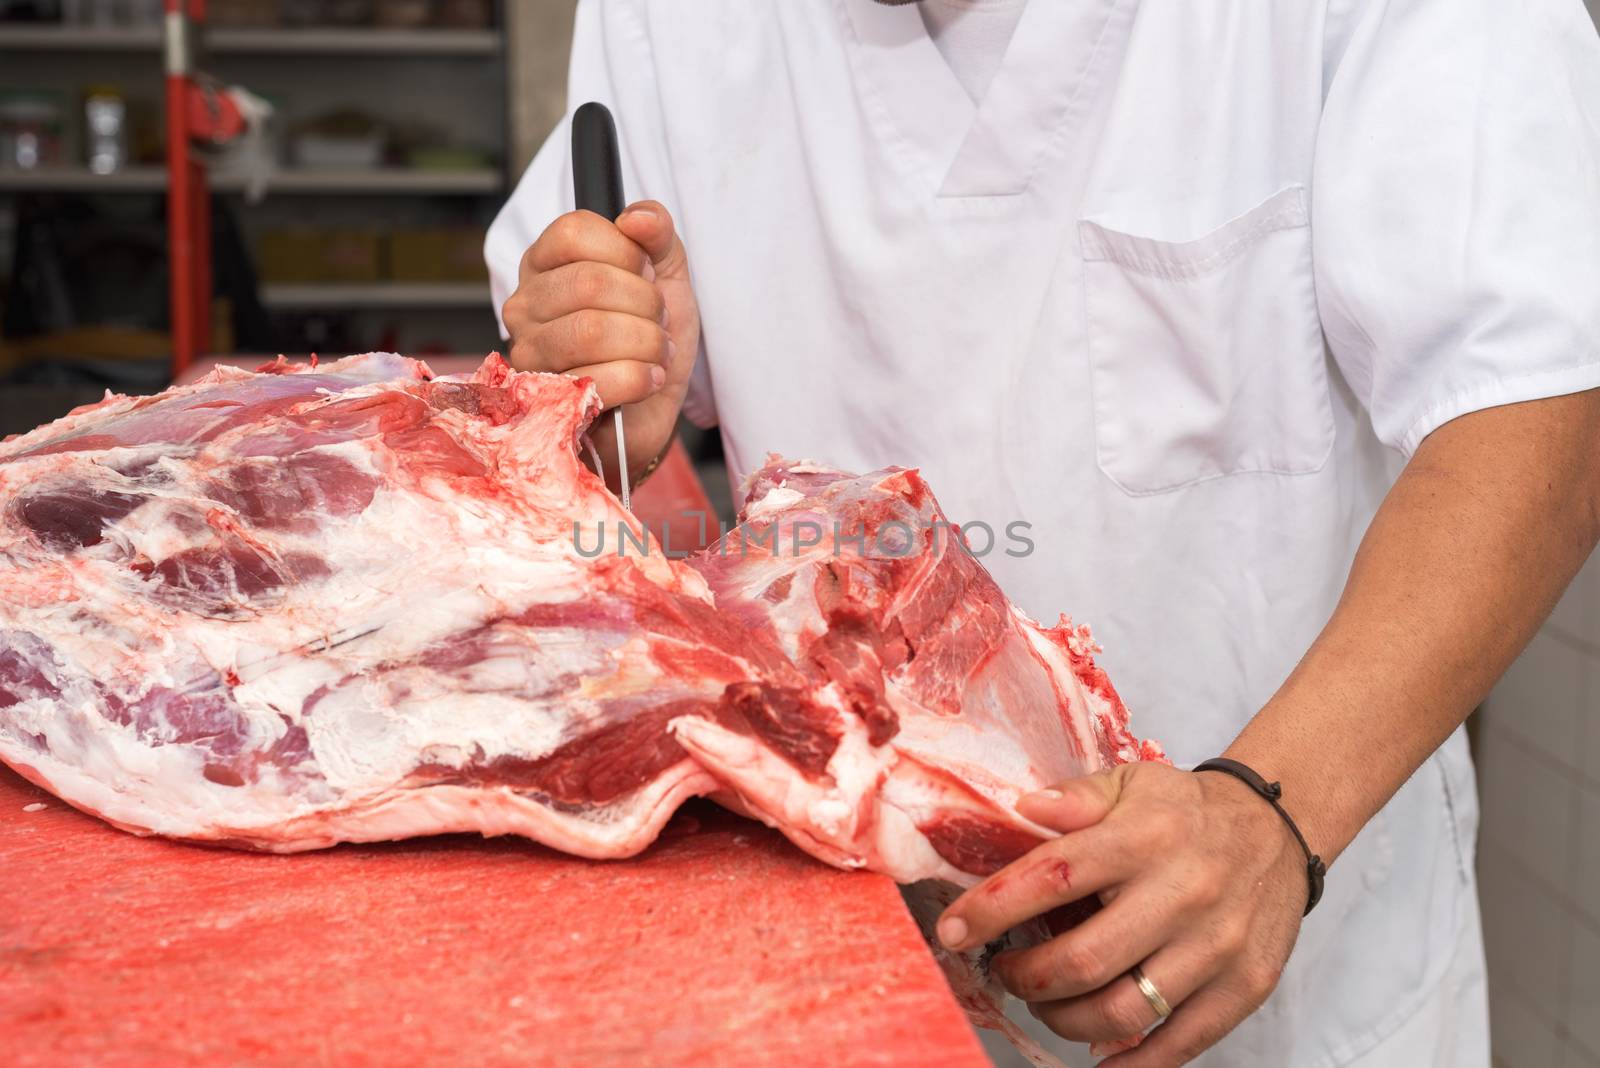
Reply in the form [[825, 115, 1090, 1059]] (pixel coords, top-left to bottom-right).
[[0, 354, 1159, 889]]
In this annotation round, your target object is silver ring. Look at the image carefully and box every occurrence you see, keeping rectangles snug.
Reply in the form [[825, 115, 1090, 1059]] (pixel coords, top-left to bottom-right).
[[1131, 964, 1172, 1020]]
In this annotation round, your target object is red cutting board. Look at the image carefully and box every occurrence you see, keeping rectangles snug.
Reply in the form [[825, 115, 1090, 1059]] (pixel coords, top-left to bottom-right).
[[0, 767, 991, 1067]]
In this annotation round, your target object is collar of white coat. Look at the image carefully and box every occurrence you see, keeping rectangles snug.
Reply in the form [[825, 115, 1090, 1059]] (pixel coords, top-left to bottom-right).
[[838, 0, 1130, 198]]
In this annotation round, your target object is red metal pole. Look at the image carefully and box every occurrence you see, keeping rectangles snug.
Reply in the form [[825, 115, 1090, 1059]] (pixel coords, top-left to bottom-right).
[[164, 0, 197, 378], [189, 0, 210, 356], [191, 157, 210, 353]]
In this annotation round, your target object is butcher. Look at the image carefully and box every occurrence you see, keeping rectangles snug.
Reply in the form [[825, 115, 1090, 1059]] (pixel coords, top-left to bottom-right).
[[486, 1, 1600, 1065]]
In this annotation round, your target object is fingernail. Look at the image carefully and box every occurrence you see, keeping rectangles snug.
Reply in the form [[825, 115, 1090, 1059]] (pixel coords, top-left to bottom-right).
[[1027, 789, 1064, 802], [623, 206, 659, 225], [666, 338, 678, 362], [937, 916, 968, 949], [650, 365, 666, 389], [659, 303, 670, 327]]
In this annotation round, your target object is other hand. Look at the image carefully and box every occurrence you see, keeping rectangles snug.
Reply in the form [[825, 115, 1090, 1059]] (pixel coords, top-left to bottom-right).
[[936, 762, 1308, 1066]]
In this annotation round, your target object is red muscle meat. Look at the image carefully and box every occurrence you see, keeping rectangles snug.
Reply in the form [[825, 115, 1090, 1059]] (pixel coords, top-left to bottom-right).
[[0, 353, 1161, 884], [680, 458, 1164, 884]]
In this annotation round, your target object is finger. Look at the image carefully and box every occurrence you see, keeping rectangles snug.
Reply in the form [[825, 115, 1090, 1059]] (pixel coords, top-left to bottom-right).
[[1099, 984, 1250, 1068], [991, 887, 1177, 1002], [564, 360, 666, 409], [1025, 943, 1208, 1046], [616, 200, 690, 281], [523, 210, 649, 277], [523, 261, 666, 324], [1015, 768, 1125, 834], [518, 310, 671, 375], [938, 827, 1130, 951]]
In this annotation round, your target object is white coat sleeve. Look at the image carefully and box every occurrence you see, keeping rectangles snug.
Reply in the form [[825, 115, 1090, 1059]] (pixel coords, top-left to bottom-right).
[[483, 0, 719, 429], [1313, 0, 1600, 455]]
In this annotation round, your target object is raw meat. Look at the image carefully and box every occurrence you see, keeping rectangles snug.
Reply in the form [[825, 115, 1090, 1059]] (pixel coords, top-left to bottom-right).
[[680, 456, 1162, 883], [0, 353, 1159, 885]]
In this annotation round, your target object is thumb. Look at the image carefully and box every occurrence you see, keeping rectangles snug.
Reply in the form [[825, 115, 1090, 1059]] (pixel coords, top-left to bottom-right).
[[616, 199, 690, 281], [1016, 767, 1127, 834]]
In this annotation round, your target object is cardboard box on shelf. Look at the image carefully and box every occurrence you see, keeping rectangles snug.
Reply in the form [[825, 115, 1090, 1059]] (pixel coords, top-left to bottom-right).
[[256, 230, 322, 284], [206, 0, 280, 26], [318, 230, 383, 282], [257, 228, 382, 284], [387, 227, 487, 282]]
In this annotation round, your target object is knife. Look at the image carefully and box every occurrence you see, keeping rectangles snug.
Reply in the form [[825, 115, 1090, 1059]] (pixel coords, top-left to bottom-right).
[[571, 100, 633, 513]]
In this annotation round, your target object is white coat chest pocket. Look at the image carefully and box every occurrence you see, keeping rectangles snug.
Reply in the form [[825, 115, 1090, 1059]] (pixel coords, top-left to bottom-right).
[[1078, 185, 1334, 496]]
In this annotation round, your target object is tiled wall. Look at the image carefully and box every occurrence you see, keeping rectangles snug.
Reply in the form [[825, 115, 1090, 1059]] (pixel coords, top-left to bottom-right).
[[1479, 5, 1599, 1066], [1478, 546, 1600, 1068]]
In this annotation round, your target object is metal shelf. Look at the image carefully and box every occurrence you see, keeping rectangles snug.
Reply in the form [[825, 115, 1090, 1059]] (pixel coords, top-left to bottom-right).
[[243, 168, 503, 194], [0, 166, 164, 192], [261, 282, 491, 309], [213, 27, 502, 55], [0, 25, 502, 55], [0, 24, 160, 49], [0, 166, 502, 195]]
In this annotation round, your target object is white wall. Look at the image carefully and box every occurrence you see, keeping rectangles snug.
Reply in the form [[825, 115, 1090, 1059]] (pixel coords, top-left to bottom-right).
[[1478, 545, 1600, 1068], [508, 1, 579, 174]]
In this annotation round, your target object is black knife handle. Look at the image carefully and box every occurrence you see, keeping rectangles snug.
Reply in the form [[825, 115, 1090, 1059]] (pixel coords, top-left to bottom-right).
[[572, 101, 626, 222]]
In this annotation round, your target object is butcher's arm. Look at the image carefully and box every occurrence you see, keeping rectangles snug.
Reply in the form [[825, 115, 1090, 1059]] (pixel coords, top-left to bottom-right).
[[1228, 389, 1600, 864], [936, 389, 1600, 1065]]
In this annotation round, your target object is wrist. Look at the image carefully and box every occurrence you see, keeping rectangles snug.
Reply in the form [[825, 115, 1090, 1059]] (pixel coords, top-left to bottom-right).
[[1196, 756, 1327, 915], [1221, 717, 1354, 865], [629, 433, 674, 490], [627, 401, 682, 485]]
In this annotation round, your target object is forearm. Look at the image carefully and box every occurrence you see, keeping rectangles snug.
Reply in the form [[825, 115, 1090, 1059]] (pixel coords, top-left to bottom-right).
[[1225, 390, 1600, 864]]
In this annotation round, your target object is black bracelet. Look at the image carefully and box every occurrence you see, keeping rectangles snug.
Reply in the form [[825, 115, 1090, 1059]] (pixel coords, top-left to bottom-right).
[[1193, 757, 1326, 916]]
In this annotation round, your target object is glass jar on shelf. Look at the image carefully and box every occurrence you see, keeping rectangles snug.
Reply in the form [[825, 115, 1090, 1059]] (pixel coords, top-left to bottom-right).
[[83, 85, 126, 174], [0, 93, 65, 171]]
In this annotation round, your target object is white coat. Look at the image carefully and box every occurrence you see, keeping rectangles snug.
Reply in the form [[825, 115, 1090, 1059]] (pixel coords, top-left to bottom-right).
[[488, 2, 1600, 1063]]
